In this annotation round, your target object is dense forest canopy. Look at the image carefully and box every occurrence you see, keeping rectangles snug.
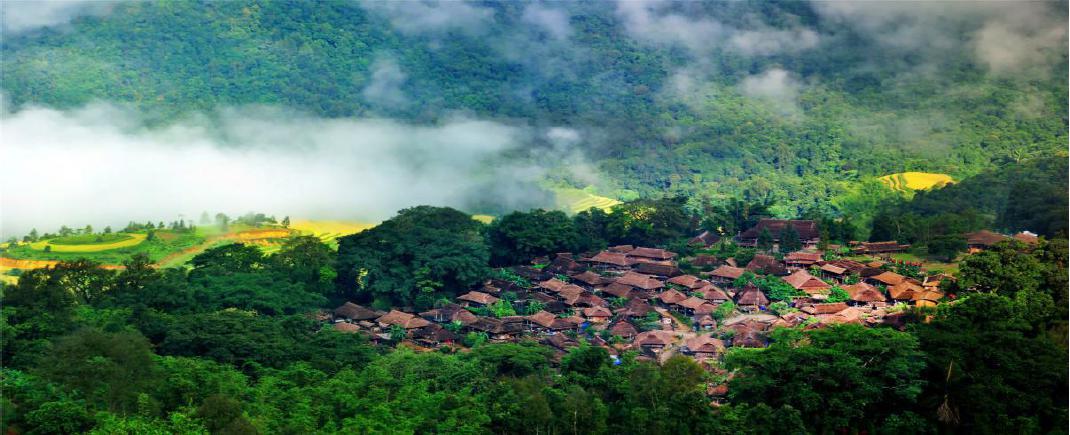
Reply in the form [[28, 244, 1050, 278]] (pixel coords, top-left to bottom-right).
[[1, 0, 1067, 234]]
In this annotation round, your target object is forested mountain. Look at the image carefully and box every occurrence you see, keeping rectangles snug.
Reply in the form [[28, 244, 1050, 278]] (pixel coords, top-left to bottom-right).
[[2, 0, 1066, 216]]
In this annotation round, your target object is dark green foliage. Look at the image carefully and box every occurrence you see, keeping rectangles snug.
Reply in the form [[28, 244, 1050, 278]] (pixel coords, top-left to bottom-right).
[[756, 228, 774, 252], [927, 234, 967, 262], [778, 224, 802, 253], [336, 206, 489, 305], [487, 209, 580, 266], [726, 325, 925, 432], [36, 328, 158, 413]]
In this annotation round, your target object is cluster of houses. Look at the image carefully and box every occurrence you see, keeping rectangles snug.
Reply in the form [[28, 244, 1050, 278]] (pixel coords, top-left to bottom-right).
[[326, 220, 957, 369]]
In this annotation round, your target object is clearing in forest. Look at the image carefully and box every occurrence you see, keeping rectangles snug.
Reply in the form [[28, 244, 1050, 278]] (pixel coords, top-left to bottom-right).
[[28, 233, 148, 252], [878, 172, 954, 192], [553, 187, 621, 213]]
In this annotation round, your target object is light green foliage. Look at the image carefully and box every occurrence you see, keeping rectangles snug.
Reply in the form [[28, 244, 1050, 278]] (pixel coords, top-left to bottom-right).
[[827, 286, 851, 303]]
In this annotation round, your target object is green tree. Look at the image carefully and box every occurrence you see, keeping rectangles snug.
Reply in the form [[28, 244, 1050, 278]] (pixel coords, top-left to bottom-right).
[[927, 234, 966, 262], [757, 227, 774, 252], [37, 328, 159, 413], [336, 206, 489, 305], [779, 225, 802, 253], [487, 209, 580, 266]]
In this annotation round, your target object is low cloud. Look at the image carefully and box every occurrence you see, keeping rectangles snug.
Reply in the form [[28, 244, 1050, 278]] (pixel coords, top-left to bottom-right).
[[1, 0, 116, 35], [0, 103, 594, 237], [739, 68, 803, 115], [362, 56, 409, 109], [522, 4, 572, 40], [358, 0, 494, 36]]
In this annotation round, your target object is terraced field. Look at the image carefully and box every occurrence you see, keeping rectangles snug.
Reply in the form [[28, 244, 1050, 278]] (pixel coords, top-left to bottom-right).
[[878, 172, 954, 192], [553, 187, 621, 213], [28, 233, 147, 252], [289, 219, 377, 248]]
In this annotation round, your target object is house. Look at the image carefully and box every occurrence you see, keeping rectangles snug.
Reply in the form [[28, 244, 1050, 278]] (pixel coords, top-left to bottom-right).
[[619, 299, 655, 319], [851, 241, 909, 255], [457, 291, 499, 307], [676, 296, 715, 315], [667, 274, 705, 290], [378, 310, 433, 330], [746, 254, 788, 276], [691, 254, 719, 268], [783, 269, 831, 296], [525, 310, 558, 331], [628, 247, 677, 261], [708, 265, 746, 284], [819, 263, 848, 281], [734, 284, 769, 311], [616, 271, 665, 291], [538, 278, 568, 292], [333, 302, 380, 322], [571, 270, 607, 287], [411, 324, 457, 346], [737, 219, 820, 248], [688, 230, 721, 247], [609, 321, 638, 340], [608, 245, 634, 253], [657, 289, 688, 305], [888, 280, 924, 302], [912, 289, 944, 307], [694, 284, 731, 302], [732, 329, 766, 348], [683, 335, 726, 359], [332, 322, 361, 333], [783, 251, 823, 269], [586, 251, 633, 269], [843, 282, 886, 306], [511, 266, 553, 282], [694, 314, 716, 330], [632, 261, 681, 277], [419, 303, 478, 325], [1013, 231, 1039, 244], [602, 282, 639, 299], [557, 285, 585, 306], [634, 330, 676, 352], [583, 306, 613, 323], [542, 333, 579, 351], [800, 302, 848, 315], [543, 253, 583, 275], [964, 230, 1010, 252], [869, 271, 906, 287]]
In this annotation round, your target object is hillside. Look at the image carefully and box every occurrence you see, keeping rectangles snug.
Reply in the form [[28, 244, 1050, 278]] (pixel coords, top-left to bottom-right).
[[2, 1, 1067, 217]]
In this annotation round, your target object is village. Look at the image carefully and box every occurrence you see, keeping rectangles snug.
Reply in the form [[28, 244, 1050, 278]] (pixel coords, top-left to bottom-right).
[[323, 218, 1041, 399]]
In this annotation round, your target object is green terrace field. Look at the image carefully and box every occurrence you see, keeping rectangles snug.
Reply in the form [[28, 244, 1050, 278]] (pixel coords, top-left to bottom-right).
[[4, 230, 205, 265], [552, 186, 621, 214]]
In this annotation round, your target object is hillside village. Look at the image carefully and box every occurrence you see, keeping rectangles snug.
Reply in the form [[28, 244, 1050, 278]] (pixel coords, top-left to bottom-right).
[[325, 218, 1040, 401]]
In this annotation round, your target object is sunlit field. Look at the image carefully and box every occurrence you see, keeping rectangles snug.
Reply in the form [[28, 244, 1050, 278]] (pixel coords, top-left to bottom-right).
[[879, 172, 954, 192]]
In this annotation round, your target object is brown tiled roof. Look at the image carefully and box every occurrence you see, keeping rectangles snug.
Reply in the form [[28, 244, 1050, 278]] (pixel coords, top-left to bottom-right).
[[526, 310, 557, 328], [616, 271, 664, 290], [784, 252, 823, 264], [734, 285, 769, 306], [746, 254, 787, 276], [668, 274, 704, 289], [710, 265, 746, 280], [571, 270, 607, 286], [688, 230, 721, 247], [378, 310, 432, 329], [820, 264, 847, 275], [852, 241, 909, 254], [695, 284, 730, 301], [632, 261, 681, 277], [783, 270, 831, 294], [558, 286, 584, 305], [333, 302, 380, 321], [912, 290, 944, 302], [635, 330, 675, 347], [457, 291, 499, 305], [695, 314, 717, 327], [829, 259, 866, 273], [608, 245, 634, 253], [677, 296, 708, 310], [1013, 231, 1039, 244], [621, 299, 655, 317], [685, 335, 726, 354], [658, 289, 688, 304], [332, 322, 361, 333], [602, 282, 636, 298], [888, 281, 924, 300], [845, 283, 886, 303], [627, 247, 676, 260], [810, 302, 847, 315], [739, 219, 820, 241], [691, 254, 719, 267], [609, 321, 638, 338], [538, 278, 568, 292], [588, 251, 632, 267], [859, 267, 885, 278], [871, 271, 905, 286], [965, 230, 1009, 246], [583, 306, 613, 318]]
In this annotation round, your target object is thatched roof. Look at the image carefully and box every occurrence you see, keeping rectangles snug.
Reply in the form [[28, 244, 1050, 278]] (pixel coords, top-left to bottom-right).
[[609, 321, 638, 338], [588, 251, 631, 267], [627, 247, 676, 260], [739, 219, 819, 241], [734, 285, 769, 306], [457, 291, 499, 305], [710, 265, 746, 280], [333, 302, 380, 321], [668, 274, 704, 289], [658, 289, 688, 305], [616, 271, 664, 290]]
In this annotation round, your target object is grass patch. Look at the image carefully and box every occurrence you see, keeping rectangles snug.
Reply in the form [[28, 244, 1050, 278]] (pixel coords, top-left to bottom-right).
[[48, 233, 133, 245], [28, 233, 147, 252], [552, 186, 621, 214], [878, 172, 954, 192]]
